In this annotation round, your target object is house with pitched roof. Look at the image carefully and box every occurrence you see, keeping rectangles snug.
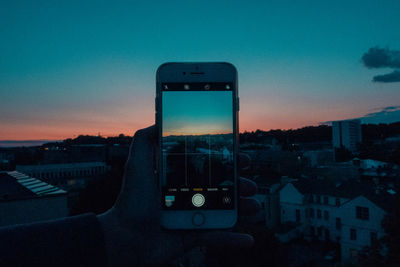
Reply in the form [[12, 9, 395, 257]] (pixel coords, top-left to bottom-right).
[[279, 178, 394, 263]]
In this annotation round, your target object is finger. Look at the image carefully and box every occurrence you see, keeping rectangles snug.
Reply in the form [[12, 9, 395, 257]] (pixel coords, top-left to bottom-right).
[[125, 126, 156, 181], [239, 177, 257, 197], [125, 125, 157, 183], [238, 152, 251, 170], [239, 197, 260, 215], [132, 125, 157, 144], [117, 125, 159, 220]]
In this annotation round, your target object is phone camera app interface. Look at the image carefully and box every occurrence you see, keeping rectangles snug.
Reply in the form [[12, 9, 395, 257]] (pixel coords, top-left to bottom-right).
[[162, 83, 235, 210]]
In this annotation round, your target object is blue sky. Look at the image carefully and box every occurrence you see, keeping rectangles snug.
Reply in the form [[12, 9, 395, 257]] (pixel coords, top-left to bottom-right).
[[0, 0, 399, 139], [162, 91, 232, 136]]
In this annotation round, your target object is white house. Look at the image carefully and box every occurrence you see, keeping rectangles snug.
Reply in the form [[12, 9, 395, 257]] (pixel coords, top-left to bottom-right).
[[339, 195, 386, 264], [278, 178, 393, 264]]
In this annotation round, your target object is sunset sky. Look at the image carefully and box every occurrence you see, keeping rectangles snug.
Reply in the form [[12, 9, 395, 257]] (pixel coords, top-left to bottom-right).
[[1, 0, 400, 140], [163, 91, 232, 136]]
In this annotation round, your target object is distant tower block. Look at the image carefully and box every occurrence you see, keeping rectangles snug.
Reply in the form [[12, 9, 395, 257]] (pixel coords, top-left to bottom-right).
[[332, 119, 362, 152]]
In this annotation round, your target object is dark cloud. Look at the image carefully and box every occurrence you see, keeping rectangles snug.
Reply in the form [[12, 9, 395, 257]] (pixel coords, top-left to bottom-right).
[[381, 106, 400, 111], [362, 46, 400, 69], [365, 105, 400, 118], [362, 106, 400, 124], [373, 70, 400, 83], [361, 46, 400, 83], [321, 106, 400, 125]]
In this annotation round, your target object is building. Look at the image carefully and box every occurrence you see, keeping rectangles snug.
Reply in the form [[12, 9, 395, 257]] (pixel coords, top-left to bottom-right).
[[0, 171, 68, 227], [332, 119, 362, 152], [16, 161, 109, 191], [246, 177, 285, 228], [41, 144, 107, 164], [0, 148, 15, 170], [265, 183, 282, 229], [278, 178, 393, 264], [241, 149, 303, 178], [302, 149, 334, 168]]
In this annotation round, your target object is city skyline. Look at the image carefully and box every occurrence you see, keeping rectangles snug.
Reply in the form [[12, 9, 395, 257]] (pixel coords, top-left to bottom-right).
[[1, 1, 400, 140]]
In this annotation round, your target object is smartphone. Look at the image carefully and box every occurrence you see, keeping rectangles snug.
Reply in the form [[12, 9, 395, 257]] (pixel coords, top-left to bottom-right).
[[156, 62, 239, 229]]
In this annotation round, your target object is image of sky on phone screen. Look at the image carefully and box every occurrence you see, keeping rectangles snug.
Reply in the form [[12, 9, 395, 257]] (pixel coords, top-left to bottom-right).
[[161, 90, 234, 209]]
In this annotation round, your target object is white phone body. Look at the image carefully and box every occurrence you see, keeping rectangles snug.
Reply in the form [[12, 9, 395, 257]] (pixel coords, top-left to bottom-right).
[[156, 62, 239, 229]]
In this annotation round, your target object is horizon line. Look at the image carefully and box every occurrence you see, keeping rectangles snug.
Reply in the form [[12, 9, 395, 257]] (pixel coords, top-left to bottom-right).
[[2, 120, 400, 142]]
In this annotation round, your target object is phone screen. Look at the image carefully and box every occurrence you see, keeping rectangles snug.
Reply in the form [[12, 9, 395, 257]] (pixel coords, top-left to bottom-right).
[[161, 82, 235, 210]]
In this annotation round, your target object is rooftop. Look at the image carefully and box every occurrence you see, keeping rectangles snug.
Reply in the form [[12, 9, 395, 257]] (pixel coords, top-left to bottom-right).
[[0, 171, 66, 201], [291, 178, 396, 211], [16, 161, 107, 170]]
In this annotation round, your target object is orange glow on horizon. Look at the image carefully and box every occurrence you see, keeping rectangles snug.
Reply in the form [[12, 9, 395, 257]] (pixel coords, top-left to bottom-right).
[[0, 119, 317, 140], [162, 130, 232, 137], [0, 108, 362, 141]]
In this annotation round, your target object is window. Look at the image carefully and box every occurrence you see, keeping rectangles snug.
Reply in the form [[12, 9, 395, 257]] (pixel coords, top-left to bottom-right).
[[324, 196, 329, 205], [356, 206, 369, 220], [325, 229, 330, 241], [335, 198, 340, 206], [336, 217, 341, 230], [310, 226, 315, 236], [316, 195, 321, 204], [324, 210, 329, 220], [305, 208, 309, 218], [371, 232, 377, 244], [350, 228, 357, 240], [309, 195, 314, 203], [296, 209, 301, 222], [310, 208, 315, 218], [350, 249, 358, 261], [317, 227, 322, 236], [317, 209, 322, 219]]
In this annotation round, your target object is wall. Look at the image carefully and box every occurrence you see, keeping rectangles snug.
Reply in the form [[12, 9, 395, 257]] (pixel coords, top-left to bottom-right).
[[0, 195, 68, 227]]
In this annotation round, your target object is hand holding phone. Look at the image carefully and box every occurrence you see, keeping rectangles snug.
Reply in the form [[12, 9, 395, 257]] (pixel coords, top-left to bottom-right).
[[98, 125, 258, 266]]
